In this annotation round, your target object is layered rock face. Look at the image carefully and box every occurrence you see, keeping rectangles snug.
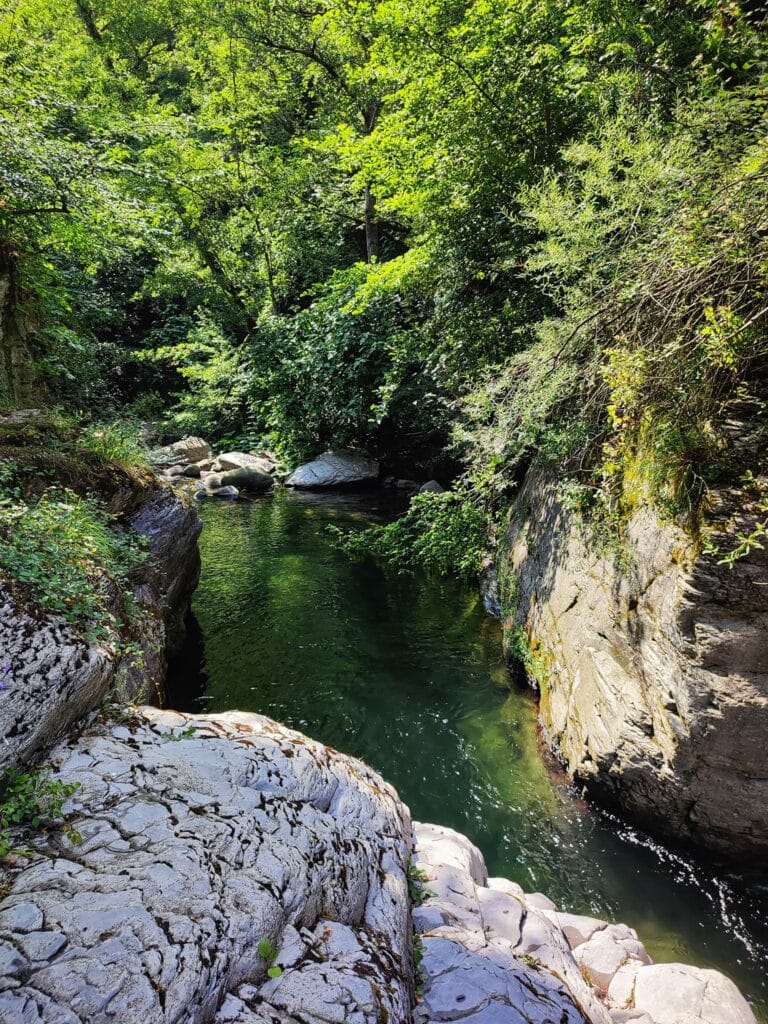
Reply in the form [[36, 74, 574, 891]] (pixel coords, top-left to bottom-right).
[[500, 469, 768, 857], [0, 482, 200, 775], [0, 711, 754, 1024]]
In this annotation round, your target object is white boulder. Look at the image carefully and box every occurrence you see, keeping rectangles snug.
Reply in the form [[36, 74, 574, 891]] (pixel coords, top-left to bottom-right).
[[285, 451, 379, 489]]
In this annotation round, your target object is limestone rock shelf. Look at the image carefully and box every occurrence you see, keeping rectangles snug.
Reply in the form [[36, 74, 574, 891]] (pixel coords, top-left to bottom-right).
[[0, 710, 755, 1024]]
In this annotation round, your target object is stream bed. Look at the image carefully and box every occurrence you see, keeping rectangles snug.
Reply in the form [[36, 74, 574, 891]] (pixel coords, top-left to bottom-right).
[[168, 488, 768, 1018]]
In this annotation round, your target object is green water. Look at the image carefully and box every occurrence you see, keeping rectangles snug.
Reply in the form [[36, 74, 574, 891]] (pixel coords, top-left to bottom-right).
[[170, 488, 768, 1018]]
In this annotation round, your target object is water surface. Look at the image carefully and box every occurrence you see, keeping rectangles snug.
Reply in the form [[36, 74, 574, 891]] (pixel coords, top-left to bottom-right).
[[170, 489, 768, 1018]]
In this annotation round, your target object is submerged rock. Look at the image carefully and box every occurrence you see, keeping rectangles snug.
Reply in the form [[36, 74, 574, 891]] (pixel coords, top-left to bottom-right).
[[500, 467, 768, 858], [285, 451, 379, 489]]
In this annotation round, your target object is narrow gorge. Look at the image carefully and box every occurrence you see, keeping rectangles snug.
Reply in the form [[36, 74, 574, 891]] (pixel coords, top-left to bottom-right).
[[2, 1, 768, 1021]]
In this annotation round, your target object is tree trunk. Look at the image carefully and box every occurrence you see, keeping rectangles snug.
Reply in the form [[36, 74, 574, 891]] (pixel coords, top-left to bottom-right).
[[0, 249, 40, 407], [364, 182, 379, 263]]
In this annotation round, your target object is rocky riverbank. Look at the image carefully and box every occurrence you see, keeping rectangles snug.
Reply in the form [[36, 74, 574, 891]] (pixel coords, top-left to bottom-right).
[[0, 707, 757, 1024], [0, 417, 201, 775], [499, 467, 768, 859]]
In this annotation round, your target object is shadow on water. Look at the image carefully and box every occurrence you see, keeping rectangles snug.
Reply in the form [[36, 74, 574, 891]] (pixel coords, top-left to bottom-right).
[[168, 488, 768, 1020]]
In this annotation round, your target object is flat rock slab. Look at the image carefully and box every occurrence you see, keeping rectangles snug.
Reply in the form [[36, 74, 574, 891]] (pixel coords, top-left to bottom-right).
[[285, 451, 379, 489], [0, 709, 413, 1024]]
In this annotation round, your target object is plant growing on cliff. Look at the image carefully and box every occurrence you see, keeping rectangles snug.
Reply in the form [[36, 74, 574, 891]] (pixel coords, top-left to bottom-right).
[[0, 768, 80, 859], [257, 938, 283, 979], [0, 487, 147, 644], [331, 492, 487, 580], [76, 422, 149, 470]]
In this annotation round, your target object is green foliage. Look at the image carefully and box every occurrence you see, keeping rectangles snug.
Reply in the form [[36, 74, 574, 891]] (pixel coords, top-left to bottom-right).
[[257, 938, 283, 979], [77, 422, 149, 469], [407, 858, 431, 907], [505, 628, 549, 691], [0, 488, 146, 644], [0, 768, 80, 859], [332, 492, 487, 580], [2, 0, 767, 555]]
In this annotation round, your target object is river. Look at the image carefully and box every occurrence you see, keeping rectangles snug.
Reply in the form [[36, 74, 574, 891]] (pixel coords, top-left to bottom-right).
[[168, 488, 768, 1019]]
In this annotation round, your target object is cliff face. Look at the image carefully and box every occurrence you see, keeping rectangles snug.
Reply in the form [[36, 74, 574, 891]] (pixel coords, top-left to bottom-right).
[[0, 472, 201, 776], [500, 469, 768, 858]]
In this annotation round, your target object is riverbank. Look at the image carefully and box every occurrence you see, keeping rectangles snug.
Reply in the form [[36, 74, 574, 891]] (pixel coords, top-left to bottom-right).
[[1, 429, 765, 1021]]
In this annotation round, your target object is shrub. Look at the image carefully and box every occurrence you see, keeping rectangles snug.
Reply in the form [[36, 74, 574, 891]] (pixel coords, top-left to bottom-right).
[[77, 421, 149, 468], [331, 491, 487, 580], [0, 768, 80, 859]]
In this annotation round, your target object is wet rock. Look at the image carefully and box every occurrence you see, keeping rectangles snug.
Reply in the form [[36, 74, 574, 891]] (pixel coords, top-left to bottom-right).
[[418, 480, 444, 494], [286, 451, 379, 489], [207, 485, 240, 500], [208, 467, 274, 493], [149, 436, 212, 469]]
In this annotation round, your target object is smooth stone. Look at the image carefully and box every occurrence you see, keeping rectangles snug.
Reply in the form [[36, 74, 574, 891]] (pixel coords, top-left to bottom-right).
[[285, 450, 379, 489], [212, 452, 276, 475], [631, 964, 756, 1024]]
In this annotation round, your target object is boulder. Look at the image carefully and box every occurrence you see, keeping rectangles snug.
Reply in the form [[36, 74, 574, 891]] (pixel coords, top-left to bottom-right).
[[419, 480, 444, 494], [411, 823, 756, 1024], [212, 451, 276, 475], [183, 463, 201, 479], [149, 436, 212, 469], [611, 963, 756, 1024], [217, 466, 274, 493], [285, 451, 379, 489], [0, 708, 413, 1024]]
